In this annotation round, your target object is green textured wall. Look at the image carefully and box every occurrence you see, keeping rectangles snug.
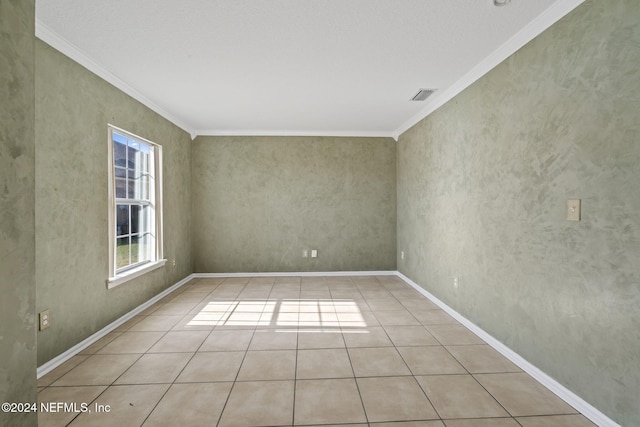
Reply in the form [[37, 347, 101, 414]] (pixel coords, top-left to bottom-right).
[[35, 41, 193, 365], [0, 1, 37, 426], [192, 136, 396, 272], [397, 1, 639, 425]]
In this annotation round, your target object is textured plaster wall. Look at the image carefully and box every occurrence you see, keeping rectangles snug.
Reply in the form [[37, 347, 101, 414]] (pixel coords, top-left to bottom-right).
[[0, 1, 37, 425], [35, 41, 193, 365], [397, 1, 640, 425], [192, 136, 396, 272]]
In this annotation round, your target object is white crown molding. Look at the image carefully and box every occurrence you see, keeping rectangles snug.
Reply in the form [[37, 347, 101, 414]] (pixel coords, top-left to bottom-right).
[[396, 271, 622, 427], [194, 130, 396, 140], [36, 0, 584, 142], [393, 0, 586, 140], [35, 19, 196, 138]]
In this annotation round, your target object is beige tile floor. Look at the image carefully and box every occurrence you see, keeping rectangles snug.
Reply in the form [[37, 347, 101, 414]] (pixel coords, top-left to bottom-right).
[[37, 275, 596, 427]]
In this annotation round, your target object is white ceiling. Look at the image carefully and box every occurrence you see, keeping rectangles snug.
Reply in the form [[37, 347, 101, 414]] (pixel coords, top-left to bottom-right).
[[36, 0, 584, 139]]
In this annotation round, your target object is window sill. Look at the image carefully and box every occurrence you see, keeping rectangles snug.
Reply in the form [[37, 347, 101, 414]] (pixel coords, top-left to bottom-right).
[[107, 259, 167, 289]]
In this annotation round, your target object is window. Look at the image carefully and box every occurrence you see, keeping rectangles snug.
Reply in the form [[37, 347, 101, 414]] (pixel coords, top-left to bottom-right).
[[107, 125, 164, 288]]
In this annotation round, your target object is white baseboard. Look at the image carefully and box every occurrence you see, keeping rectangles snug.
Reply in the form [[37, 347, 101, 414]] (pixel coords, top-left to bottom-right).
[[36, 269, 620, 427], [193, 270, 397, 278], [37, 273, 195, 378], [36, 271, 390, 377], [396, 272, 620, 427]]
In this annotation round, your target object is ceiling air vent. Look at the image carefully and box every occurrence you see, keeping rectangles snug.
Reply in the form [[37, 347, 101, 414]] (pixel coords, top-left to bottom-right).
[[410, 89, 436, 101]]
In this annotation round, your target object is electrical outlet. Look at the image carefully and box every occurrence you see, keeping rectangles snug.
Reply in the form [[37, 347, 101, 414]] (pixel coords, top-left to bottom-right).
[[172, 258, 176, 268], [302, 249, 308, 258], [39, 310, 51, 331], [311, 249, 318, 258], [567, 199, 581, 221], [453, 276, 459, 289], [400, 251, 405, 260]]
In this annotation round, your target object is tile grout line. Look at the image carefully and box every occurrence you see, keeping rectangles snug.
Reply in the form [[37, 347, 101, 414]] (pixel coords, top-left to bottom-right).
[[62, 351, 148, 426], [214, 277, 255, 427], [285, 278, 301, 427], [373, 276, 445, 424], [437, 336, 521, 424], [45, 310, 157, 386], [391, 276, 529, 424], [130, 277, 223, 427], [42, 298, 192, 426], [374, 276, 531, 423], [41, 275, 594, 426], [393, 275, 582, 423], [138, 277, 232, 426], [395, 274, 583, 424], [330, 276, 370, 426]]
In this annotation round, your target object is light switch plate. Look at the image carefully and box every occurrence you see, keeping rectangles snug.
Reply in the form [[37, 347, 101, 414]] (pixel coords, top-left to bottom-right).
[[311, 249, 318, 258], [567, 199, 581, 221]]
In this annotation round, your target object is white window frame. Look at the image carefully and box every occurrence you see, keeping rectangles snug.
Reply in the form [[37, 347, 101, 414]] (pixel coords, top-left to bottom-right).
[[107, 125, 165, 289]]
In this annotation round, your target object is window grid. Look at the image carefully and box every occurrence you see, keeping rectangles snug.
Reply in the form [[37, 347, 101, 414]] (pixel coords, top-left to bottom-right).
[[114, 133, 154, 273], [108, 125, 163, 284]]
